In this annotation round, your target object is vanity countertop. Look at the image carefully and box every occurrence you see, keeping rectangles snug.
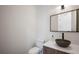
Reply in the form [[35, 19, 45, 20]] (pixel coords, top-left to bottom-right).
[[43, 40, 79, 54]]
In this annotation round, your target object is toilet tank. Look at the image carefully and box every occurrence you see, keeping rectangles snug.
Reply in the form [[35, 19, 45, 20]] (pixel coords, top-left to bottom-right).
[[36, 40, 44, 49]]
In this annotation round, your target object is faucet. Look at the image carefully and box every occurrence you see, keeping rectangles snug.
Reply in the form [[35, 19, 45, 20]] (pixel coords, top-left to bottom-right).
[[62, 33, 64, 40]]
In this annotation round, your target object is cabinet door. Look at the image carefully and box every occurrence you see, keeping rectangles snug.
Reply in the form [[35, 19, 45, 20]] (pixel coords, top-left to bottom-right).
[[55, 49, 69, 54], [43, 46, 69, 54], [43, 46, 56, 54]]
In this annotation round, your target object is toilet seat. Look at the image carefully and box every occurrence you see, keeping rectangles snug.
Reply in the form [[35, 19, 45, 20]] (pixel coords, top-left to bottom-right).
[[28, 47, 41, 54]]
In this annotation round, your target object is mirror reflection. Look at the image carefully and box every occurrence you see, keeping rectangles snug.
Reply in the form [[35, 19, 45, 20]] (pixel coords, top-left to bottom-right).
[[50, 10, 79, 32]]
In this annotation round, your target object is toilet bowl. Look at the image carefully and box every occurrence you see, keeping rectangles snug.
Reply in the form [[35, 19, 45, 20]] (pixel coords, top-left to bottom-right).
[[28, 40, 44, 54], [28, 47, 42, 54]]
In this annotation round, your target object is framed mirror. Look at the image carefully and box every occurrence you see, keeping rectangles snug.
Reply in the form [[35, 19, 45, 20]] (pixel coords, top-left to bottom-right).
[[50, 9, 79, 32]]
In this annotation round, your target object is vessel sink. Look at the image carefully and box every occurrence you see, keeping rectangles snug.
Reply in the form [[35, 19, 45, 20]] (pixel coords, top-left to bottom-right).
[[55, 39, 71, 48]]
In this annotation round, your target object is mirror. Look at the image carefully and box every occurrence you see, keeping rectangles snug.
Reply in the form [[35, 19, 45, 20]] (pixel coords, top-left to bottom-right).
[[50, 10, 79, 32]]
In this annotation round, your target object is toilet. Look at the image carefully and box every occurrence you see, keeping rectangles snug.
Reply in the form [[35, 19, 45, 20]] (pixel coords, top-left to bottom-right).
[[28, 47, 42, 54], [28, 40, 44, 54]]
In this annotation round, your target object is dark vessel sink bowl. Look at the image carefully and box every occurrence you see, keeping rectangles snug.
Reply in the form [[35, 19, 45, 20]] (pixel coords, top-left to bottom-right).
[[55, 39, 71, 48]]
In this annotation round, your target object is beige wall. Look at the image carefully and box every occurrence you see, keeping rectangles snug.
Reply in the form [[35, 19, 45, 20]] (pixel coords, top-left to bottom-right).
[[0, 6, 36, 53]]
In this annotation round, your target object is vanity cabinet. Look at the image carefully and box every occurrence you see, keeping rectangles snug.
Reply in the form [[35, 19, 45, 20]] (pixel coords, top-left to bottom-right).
[[43, 46, 69, 54], [43, 40, 79, 54]]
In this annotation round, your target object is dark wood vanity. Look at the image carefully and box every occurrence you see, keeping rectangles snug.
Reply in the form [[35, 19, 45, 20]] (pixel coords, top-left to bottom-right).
[[43, 40, 79, 54], [43, 46, 69, 54]]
